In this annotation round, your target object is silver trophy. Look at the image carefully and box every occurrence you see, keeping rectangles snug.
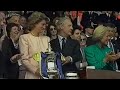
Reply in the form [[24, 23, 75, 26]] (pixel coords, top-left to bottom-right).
[[40, 42, 59, 79], [46, 51, 59, 79]]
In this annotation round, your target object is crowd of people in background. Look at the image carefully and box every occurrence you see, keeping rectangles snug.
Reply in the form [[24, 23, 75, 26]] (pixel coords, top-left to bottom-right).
[[0, 11, 120, 79]]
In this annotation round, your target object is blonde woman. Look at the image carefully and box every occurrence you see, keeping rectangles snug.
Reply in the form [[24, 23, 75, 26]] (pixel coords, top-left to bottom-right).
[[19, 12, 50, 79], [84, 25, 120, 70]]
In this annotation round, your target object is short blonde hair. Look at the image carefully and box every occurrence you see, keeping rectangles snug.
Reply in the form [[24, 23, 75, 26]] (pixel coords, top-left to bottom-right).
[[92, 25, 110, 42], [27, 11, 50, 31]]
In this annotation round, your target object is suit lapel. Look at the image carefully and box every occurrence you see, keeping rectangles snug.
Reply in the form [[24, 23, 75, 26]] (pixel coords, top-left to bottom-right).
[[62, 38, 71, 54]]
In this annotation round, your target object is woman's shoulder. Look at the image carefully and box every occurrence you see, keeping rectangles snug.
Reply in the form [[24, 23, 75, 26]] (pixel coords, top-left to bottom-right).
[[40, 36, 50, 41], [85, 45, 96, 50], [19, 34, 31, 42], [20, 34, 30, 38], [41, 35, 50, 39], [105, 46, 112, 52]]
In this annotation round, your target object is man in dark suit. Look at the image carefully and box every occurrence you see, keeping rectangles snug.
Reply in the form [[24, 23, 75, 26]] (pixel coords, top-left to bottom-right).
[[97, 11, 114, 25], [50, 17, 82, 74], [84, 24, 96, 46], [81, 11, 98, 30]]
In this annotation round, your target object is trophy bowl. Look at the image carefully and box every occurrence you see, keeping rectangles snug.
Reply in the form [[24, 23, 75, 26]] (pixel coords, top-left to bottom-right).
[[41, 51, 63, 79]]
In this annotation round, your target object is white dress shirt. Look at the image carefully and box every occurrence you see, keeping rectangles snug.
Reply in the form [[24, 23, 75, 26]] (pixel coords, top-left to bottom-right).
[[58, 35, 73, 62]]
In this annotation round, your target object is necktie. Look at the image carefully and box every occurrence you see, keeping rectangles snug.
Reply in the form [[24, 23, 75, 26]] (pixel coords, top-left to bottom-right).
[[62, 38, 66, 51]]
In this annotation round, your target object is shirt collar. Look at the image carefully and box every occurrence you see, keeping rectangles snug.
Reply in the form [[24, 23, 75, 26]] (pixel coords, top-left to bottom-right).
[[85, 34, 90, 37], [58, 35, 67, 42]]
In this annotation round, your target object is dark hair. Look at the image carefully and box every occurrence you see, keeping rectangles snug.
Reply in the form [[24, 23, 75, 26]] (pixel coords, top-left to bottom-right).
[[20, 15, 28, 23], [47, 22, 56, 37], [103, 23, 116, 28], [6, 23, 19, 38], [72, 25, 82, 35]]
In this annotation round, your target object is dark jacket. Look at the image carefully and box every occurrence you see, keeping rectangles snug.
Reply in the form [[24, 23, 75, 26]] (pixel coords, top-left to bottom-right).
[[1, 36, 19, 79], [50, 37, 82, 73]]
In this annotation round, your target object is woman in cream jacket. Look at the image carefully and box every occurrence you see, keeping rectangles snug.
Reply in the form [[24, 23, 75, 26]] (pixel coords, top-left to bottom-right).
[[19, 12, 50, 79]]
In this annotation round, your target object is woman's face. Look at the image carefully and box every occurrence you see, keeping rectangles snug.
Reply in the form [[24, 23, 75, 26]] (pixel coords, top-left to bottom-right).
[[10, 26, 19, 37], [80, 35, 87, 47], [34, 20, 47, 33], [101, 31, 111, 45], [73, 29, 81, 41], [50, 25, 57, 36]]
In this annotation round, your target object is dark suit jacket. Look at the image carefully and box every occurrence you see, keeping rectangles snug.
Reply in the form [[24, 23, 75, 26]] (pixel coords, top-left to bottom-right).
[[97, 13, 114, 24], [81, 12, 98, 29], [0, 51, 5, 78], [50, 37, 82, 73], [86, 37, 96, 47], [81, 12, 91, 29], [1, 36, 19, 79]]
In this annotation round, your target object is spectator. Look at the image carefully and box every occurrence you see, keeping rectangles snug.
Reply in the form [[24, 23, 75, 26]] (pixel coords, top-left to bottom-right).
[[85, 25, 95, 46], [19, 15, 27, 31], [0, 11, 7, 50], [47, 23, 57, 40], [71, 25, 81, 42], [19, 11, 50, 79], [50, 17, 82, 74], [1, 23, 23, 79], [84, 25, 120, 70]]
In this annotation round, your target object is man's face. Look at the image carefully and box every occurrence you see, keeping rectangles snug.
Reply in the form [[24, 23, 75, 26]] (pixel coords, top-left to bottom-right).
[[0, 12, 6, 27], [86, 28, 94, 35], [62, 19, 73, 37], [107, 27, 116, 38], [73, 29, 81, 41]]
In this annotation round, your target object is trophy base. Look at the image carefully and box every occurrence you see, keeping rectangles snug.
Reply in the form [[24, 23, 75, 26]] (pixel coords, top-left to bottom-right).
[[47, 70, 59, 79]]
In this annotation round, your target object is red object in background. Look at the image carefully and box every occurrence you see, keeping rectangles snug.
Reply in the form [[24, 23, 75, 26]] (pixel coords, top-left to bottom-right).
[[117, 15, 120, 20], [70, 11, 84, 30], [70, 11, 77, 20], [78, 11, 84, 30], [71, 11, 77, 18]]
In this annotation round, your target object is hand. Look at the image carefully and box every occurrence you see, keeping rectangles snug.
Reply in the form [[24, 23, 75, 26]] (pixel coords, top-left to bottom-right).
[[13, 30, 24, 43], [62, 56, 71, 65], [82, 61, 88, 68], [116, 52, 120, 59], [104, 53, 118, 62], [19, 29, 24, 35], [10, 54, 24, 63], [35, 68, 41, 77]]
